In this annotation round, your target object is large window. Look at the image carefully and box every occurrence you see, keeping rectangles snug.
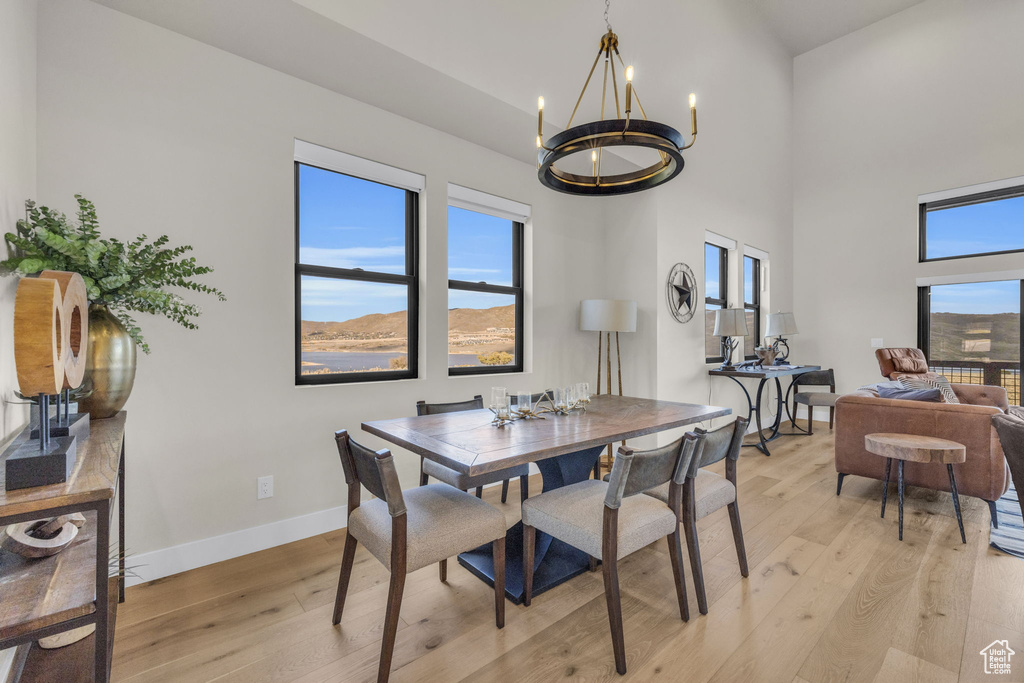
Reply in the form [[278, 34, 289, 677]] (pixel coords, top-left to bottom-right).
[[447, 199, 524, 375], [920, 184, 1024, 261], [743, 255, 761, 359], [294, 143, 421, 385], [918, 280, 1021, 404], [705, 242, 728, 363]]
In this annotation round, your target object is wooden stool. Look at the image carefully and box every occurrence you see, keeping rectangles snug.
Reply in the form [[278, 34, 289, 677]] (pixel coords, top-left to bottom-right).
[[864, 433, 966, 543]]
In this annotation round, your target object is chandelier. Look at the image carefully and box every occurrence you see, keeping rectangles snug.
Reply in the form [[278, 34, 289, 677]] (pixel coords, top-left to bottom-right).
[[536, 1, 697, 196]]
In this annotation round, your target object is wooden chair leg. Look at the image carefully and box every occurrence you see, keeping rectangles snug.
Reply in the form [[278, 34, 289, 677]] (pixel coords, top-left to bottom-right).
[[727, 502, 749, 577], [602, 554, 627, 675], [807, 406, 814, 435], [666, 529, 690, 621], [829, 406, 835, 430], [332, 532, 359, 625], [419, 458, 428, 487], [439, 558, 447, 583], [589, 555, 599, 572], [520, 474, 529, 503], [378, 568, 406, 683], [523, 524, 535, 606], [682, 508, 708, 615], [492, 537, 506, 628], [501, 479, 510, 504], [475, 487, 483, 499]]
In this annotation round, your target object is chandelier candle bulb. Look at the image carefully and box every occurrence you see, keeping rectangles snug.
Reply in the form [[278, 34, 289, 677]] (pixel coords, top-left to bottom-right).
[[689, 93, 697, 136], [537, 96, 544, 138], [624, 66, 634, 114]]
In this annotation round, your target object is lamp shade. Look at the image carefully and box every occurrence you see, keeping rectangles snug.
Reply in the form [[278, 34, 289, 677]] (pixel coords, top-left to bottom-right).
[[713, 308, 748, 337], [766, 312, 799, 337], [580, 299, 637, 332]]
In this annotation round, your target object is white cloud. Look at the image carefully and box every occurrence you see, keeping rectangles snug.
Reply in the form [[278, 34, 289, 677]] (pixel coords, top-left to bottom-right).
[[299, 246, 404, 270]]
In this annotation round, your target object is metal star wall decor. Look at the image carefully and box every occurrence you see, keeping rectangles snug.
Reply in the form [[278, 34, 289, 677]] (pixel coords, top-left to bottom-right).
[[666, 262, 697, 323]]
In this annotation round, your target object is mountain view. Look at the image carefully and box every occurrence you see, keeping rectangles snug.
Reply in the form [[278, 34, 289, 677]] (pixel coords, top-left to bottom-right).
[[301, 304, 516, 374]]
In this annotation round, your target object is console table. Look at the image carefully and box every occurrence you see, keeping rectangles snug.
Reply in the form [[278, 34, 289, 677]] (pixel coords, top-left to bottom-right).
[[0, 412, 126, 683], [709, 366, 820, 455]]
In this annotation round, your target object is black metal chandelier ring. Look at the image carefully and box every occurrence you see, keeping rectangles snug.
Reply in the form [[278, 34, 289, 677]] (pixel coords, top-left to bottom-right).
[[538, 118, 686, 196]]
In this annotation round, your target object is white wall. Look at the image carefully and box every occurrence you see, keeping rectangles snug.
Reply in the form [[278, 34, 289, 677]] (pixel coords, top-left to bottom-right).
[[794, 0, 1024, 392], [603, 0, 795, 441], [0, 0, 36, 445], [36, 0, 607, 580]]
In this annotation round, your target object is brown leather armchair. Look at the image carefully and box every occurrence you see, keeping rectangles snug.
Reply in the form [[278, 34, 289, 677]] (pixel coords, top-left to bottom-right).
[[835, 382, 1010, 528], [875, 347, 933, 380]]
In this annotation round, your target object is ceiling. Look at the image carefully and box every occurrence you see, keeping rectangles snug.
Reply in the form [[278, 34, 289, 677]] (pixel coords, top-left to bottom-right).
[[745, 0, 927, 55], [88, 0, 928, 170]]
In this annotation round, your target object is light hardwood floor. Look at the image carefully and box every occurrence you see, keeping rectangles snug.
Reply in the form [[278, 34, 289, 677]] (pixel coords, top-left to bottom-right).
[[112, 427, 1024, 682]]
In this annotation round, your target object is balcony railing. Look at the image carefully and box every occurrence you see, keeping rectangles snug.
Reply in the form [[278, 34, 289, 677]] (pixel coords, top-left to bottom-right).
[[928, 359, 1021, 405]]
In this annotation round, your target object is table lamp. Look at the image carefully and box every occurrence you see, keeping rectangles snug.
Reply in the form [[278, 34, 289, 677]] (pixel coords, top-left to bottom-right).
[[766, 312, 798, 364], [713, 308, 748, 370]]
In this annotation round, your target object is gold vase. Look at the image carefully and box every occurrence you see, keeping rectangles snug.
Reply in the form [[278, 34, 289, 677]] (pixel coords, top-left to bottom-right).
[[78, 304, 137, 419]]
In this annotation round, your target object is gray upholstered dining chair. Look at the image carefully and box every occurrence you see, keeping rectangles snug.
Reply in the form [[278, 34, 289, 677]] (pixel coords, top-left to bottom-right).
[[332, 430, 507, 683], [643, 416, 749, 615], [991, 409, 1024, 524], [417, 395, 530, 505], [790, 369, 840, 433], [522, 433, 698, 675]]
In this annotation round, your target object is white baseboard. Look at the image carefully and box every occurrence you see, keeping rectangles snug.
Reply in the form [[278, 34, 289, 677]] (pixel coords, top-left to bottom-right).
[[125, 504, 349, 586], [124, 471, 531, 587]]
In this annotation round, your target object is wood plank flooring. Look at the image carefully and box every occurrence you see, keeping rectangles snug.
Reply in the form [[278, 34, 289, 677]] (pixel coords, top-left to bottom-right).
[[111, 427, 1024, 682]]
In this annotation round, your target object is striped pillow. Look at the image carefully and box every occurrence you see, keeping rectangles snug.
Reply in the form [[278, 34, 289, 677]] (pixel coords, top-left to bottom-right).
[[898, 375, 960, 404]]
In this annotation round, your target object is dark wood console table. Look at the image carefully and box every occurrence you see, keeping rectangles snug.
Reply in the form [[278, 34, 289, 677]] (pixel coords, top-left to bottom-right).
[[0, 412, 126, 682], [709, 366, 820, 455]]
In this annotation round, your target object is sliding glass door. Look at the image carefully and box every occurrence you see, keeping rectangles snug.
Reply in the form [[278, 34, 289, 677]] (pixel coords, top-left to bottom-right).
[[918, 280, 1021, 403]]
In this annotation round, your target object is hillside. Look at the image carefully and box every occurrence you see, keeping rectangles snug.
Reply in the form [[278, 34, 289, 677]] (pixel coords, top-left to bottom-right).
[[301, 304, 515, 339], [929, 311, 1020, 362]]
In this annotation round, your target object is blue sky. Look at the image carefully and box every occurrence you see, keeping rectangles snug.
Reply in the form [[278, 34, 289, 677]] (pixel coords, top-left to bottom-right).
[[927, 195, 1024, 259], [931, 280, 1020, 315], [298, 164, 515, 322]]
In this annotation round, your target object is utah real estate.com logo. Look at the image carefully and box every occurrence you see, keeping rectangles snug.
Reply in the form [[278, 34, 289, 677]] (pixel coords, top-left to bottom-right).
[[980, 640, 1015, 675]]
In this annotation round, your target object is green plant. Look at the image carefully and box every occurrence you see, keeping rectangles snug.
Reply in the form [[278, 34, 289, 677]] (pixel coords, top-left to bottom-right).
[[2, 195, 224, 353], [477, 351, 514, 366]]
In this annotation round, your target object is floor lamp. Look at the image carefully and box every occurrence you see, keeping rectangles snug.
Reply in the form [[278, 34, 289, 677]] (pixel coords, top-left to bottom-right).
[[580, 299, 638, 473]]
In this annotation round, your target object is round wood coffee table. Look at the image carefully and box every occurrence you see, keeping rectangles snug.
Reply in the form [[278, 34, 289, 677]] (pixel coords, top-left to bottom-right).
[[864, 433, 967, 543]]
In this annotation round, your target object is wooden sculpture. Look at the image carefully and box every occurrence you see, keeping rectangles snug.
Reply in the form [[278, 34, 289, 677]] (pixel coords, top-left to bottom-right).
[[4, 271, 90, 490]]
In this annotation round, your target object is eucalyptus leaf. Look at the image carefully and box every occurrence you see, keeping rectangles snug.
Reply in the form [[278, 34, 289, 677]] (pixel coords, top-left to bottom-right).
[[2, 195, 224, 353]]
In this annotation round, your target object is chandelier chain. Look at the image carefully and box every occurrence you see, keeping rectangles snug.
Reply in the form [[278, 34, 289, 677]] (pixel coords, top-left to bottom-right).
[[604, 0, 612, 32]]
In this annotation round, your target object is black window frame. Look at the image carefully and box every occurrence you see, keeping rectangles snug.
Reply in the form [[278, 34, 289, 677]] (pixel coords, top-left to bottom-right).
[[919, 184, 1024, 263], [294, 161, 419, 385], [447, 211, 524, 376], [743, 255, 761, 360], [705, 242, 728, 364]]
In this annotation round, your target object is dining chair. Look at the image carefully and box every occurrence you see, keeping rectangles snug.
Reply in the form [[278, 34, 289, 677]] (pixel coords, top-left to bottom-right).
[[332, 430, 507, 683], [417, 395, 530, 504], [789, 369, 840, 434], [643, 416, 749, 615], [522, 433, 698, 675]]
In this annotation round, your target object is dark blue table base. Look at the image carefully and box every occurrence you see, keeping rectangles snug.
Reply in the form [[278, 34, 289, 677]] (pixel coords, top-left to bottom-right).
[[457, 444, 605, 605]]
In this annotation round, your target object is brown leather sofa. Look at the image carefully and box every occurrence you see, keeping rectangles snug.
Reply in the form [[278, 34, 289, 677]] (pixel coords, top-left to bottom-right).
[[875, 347, 933, 379], [835, 382, 1010, 527]]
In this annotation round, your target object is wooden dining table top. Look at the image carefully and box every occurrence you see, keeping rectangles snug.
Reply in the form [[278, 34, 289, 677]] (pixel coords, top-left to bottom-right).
[[362, 394, 731, 477]]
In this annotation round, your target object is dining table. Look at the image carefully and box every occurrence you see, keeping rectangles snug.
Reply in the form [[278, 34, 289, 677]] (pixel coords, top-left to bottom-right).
[[362, 394, 730, 604]]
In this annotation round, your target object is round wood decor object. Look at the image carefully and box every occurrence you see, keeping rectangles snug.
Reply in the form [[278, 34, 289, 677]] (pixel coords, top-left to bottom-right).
[[864, 433, 966, 464], [14, 277, 66, 395], [39, 270, 90, 389], [1, 519, 80, 558], [38, 624, 96, 649]]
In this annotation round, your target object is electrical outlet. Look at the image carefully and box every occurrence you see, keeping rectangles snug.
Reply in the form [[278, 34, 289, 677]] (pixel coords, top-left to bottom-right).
[[258, 475, 273, 499], [871, 338, 884, 348]]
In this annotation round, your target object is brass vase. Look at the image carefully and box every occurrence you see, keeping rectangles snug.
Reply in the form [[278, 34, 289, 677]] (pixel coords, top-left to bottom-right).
[[78, 304, 137, 419]]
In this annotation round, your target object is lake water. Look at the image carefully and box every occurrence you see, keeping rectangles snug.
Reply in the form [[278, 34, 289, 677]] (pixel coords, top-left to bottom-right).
[[302, 351, 489, 373]]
